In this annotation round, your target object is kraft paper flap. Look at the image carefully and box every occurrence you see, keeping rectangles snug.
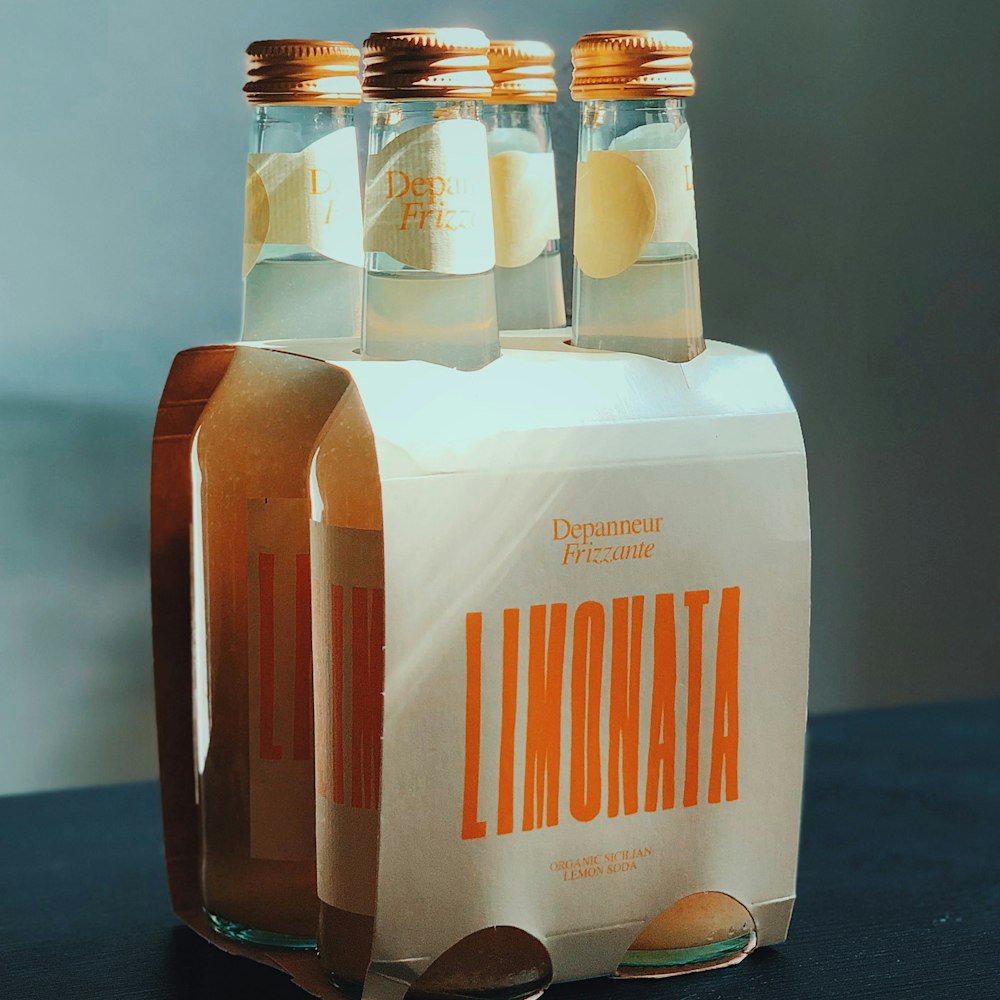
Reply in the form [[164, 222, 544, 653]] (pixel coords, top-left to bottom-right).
[[150, 343, 353, 1000], [152, 344, 234, 915]]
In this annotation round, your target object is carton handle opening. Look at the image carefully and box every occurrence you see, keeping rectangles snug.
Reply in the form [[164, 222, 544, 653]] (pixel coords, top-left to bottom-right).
[[402, 926, 553, 1000], [614, 891, 756, 979]]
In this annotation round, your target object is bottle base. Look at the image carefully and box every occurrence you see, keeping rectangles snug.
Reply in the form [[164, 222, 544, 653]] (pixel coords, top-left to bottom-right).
[[613, 931, 755, 978], [207, 911, 317, 950]]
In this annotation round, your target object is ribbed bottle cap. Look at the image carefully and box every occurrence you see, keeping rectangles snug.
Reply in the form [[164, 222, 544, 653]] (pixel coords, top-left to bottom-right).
[[486, 40, 558, 104], [362, 29, 492, 100], [244, 39, 362, 106], [570, 30, 695, 101]]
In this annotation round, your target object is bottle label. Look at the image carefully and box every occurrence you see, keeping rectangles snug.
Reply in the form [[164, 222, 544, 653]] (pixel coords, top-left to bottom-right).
[[574, 131, 698, 279], [312, 521, 385, 916], [244, 127, 365, 276], [246, 497, 315, 862], [489, 150, 560, 269], [364, 119, 496, 275]]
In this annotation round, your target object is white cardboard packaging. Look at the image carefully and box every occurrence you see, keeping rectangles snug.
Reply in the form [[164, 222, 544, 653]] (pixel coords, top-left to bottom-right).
[[307, 335, 810, 998]]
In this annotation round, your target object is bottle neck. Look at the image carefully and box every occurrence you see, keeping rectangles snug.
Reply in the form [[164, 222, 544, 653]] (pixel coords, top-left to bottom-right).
[[367, 98, 483, 153], [250, 103, 354, 154], [242, 104, 362, 342], [573, 97, 704, 362], [482, 102, 554, 154], [579, 97, 689, 155], [361, 98, 500, 369], [577, 99, 697, 265], [481, 102, 566, 329]]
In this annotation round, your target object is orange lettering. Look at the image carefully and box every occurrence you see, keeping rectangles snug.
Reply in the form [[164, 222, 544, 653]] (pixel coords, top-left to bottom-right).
[[498, 608, 519, 835], [257, 553, 281, 760], [367, 587, 384, 805], [399, 201, 419, 230], [467, 586, 739, 841], [293, 554, 312, 761], [608, 596, 643, 817], [350, 588, 370, 806], [645, 593, 677, 811], [329, 583, 345, 804], [708, 587, 740, 803], [683, 590, 709, 807], [523, 603, 566, 831], [309, 167, 331, 195], [462, 613, 487, 840], [387, 170, 409, 198], [570, 601, 604, 823]]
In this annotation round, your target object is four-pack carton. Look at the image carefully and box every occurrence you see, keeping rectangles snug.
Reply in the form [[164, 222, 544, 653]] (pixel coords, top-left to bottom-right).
[[151, 334, 809, 998]]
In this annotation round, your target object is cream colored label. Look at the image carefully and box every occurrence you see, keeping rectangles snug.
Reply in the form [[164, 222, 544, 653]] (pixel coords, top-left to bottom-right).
[[364, 119, 495, 274], [574, 133, 698, 280], [312, 521, 384, 917], [244, 127, 364, 276], [489, 150, 560, 269], [615, 132, 698, 251], [247, 497, 315, 862]]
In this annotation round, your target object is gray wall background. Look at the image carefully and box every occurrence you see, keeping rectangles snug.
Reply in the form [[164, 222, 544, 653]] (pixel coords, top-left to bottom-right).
[[1, 0, 997, 795]]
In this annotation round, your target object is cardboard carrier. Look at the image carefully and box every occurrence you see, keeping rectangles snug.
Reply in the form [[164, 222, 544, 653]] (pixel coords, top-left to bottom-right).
[[151, 335, 810, 999]]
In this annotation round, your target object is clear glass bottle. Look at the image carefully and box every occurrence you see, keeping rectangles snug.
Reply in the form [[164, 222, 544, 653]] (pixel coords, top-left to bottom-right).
[[361, 30, 500, 369], [314, 29, 544, 997], [192, 39, 363, 949], [310, 385, 552, 1000], [243, 106, 362, 340], [482, 40, 565, 331], [571, 32, 705, 363], [573, 29, 747, 977]]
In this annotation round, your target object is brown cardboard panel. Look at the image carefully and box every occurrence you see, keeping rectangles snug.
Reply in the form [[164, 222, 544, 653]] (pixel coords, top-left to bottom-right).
[[151, 345, 234, 916], [150, 343, 350, 999]]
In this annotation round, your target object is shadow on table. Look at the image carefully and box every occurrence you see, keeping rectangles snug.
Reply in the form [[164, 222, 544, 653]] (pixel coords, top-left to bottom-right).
[[162, 924, 803, 1000], [164, 925, 309, 1000]]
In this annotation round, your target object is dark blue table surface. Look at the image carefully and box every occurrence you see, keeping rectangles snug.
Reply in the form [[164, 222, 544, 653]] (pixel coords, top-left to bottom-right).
[[2, 699, 998, 999]]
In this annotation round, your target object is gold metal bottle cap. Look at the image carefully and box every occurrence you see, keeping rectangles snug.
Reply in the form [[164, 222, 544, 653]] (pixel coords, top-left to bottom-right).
[[244, 39, 362, 106], [362, 28, 492, 100], [570, 30, 695, 101], [486, 40, 558, 104]]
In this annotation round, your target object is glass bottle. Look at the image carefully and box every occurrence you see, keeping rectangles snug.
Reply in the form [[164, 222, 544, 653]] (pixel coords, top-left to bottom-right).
[[361, 30, 500, 369], [192, 39, 363, 949], [313, 29, 546, 997], [573, 30, 747, 976], [243, 42, 364, 339], [571, 31, 706, 363], [310, 388, 552, 1000], [482, 40, 566, 330]]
